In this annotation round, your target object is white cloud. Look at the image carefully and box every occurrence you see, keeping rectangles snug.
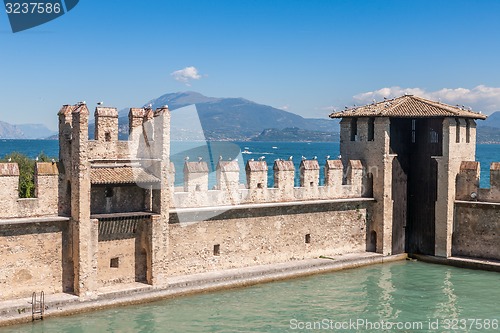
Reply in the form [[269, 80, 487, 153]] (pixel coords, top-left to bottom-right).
[[353, 85, 500, 114], [171, 66, 202, 86], [278, 105, 289, 111]]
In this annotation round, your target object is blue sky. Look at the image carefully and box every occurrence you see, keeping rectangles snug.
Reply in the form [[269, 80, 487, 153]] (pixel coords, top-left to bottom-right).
[[2, 0, 500, 130]]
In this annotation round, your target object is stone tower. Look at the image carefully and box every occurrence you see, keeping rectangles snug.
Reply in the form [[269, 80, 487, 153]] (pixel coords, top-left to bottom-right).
[[58, 102, 171, 297], [330, 95, 486, 257]]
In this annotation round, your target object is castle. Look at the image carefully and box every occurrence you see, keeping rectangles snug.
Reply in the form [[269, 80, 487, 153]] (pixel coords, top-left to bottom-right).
[[0, 95, 498, 305]]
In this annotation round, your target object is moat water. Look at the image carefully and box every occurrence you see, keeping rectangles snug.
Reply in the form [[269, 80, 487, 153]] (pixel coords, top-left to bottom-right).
[[1, 140, 499, 187], [1, 261, 499, 332]]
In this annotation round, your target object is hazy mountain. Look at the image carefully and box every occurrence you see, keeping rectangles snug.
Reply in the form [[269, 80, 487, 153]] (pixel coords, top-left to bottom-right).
[[0, 121, 56, 139], [478, 111, 500, 128], [17, 124, 57, 139], [252, 127, 339, 142], [0, 121, 24, 139], [107, 91, 340, 141]]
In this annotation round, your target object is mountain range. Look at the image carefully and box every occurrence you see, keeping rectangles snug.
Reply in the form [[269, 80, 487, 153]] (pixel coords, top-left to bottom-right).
[[90, 91, 339, 141], [0, 122, 56, 139], [1, 91, 500, 142]]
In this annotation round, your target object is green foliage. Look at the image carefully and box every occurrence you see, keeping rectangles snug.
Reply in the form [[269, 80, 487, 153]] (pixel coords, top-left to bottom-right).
[[0, 152, 56, 198]]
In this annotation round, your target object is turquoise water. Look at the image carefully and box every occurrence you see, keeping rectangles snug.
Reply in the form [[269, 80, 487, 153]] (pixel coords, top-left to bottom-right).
[[1, 261, 498, 332], [1, 140, 499, 188]]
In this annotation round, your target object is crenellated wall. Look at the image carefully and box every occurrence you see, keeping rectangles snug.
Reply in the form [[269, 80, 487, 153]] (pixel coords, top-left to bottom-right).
[[0, 101, 374, 303], [0, 162, 59, 219], [453, 161, 500, 260], [171, 158, 366, 208]]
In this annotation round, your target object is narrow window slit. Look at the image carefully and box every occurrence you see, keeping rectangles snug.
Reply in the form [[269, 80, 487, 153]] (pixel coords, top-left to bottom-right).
[[305, 234, 311, 244], [110, 257, 119, 268], [213, 244, 220, 256]]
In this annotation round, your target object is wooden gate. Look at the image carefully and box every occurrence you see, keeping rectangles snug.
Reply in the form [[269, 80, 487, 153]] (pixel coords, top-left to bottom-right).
[[390, 118, 442, 255]]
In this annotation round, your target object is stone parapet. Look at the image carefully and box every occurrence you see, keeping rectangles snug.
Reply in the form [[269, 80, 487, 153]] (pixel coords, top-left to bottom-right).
[[171, 159, 368, 208], [0, 162, 59, 219], [456, 161, 500, 202]]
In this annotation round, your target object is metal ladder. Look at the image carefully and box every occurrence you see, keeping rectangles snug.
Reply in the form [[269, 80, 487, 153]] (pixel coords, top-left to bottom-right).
[[31, 291, 44, 321]]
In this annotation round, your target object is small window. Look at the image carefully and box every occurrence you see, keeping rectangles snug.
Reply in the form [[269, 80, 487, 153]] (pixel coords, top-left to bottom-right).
[[195, 184, 201, 191], [213, 244, 220, 256], [350, 118, 358, 141], [305, 234, 311, 244], [411, 119, 416, 143], [455, 118, 461, 143], [309, 182, 314, 187], [110, 257, 119, 268], [466, 120, 471, 143], [105, 132, 111, 142], [429, 129, 439, 144], [257, 183, 263, 189], [368, 118, 375, 141], [105, 187, 114, 198]]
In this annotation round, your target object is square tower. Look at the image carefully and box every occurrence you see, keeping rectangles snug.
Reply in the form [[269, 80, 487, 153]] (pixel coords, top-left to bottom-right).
[[330, 95, 486, 257]]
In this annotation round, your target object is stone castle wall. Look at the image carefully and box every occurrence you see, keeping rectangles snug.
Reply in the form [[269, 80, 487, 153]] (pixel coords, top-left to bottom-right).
[[0, 219, 70, 300], [0, 162, 59, 219], [168, 201, 370, 276], [0, 102, 497, 303], [172, 159, 366, 208], [453, 161, 500, 260]]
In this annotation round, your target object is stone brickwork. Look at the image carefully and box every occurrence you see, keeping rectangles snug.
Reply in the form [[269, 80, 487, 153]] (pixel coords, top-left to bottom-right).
[[171, 158, 365, 208], [434, 118, 477, 257], [0, 162, 59, 219], [0, 96, 495, 308], [168, 201, 370, 276], [452, 161, 500, 261], [0, 220, 69, 299]]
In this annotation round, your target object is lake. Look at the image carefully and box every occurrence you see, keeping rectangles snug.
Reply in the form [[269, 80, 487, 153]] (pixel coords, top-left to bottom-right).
[[1, 140, 499, 187], [0, 261, 498, 332]]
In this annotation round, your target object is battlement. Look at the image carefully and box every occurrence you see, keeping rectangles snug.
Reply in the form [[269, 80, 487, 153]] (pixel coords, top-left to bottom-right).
[[456, 161, 500, 202], [171, 158, 368, 208], [0, 162, 59, 218], [58, 103, 169, 161]]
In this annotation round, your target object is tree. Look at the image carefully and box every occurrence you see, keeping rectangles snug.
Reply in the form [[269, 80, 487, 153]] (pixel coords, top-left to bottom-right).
[[0, 152, 56, 198]]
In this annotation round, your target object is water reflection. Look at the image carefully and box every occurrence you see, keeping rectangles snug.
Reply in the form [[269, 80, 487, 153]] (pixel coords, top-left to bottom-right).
[[2, 261, 499, 333], [435, 269, 459, 321]]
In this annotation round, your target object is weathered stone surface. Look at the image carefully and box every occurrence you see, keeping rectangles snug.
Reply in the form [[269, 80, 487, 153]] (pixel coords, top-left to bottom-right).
[[0, 98, 497, 308], [168, 201, 370, 276], [0, 221, 67, 299], [452, 203, 500, 261]]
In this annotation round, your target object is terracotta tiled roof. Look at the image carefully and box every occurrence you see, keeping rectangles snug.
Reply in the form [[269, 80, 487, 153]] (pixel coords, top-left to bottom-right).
[[273, 160, 295, 171], [245, 160, 268, 172], [329, 95, 487, 120], [0, 163, 19, 176], [91, 166, 159, 185], [36, 162, 59, 175], [299, 160, 320, 170], [217, 160, 240, 172]]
